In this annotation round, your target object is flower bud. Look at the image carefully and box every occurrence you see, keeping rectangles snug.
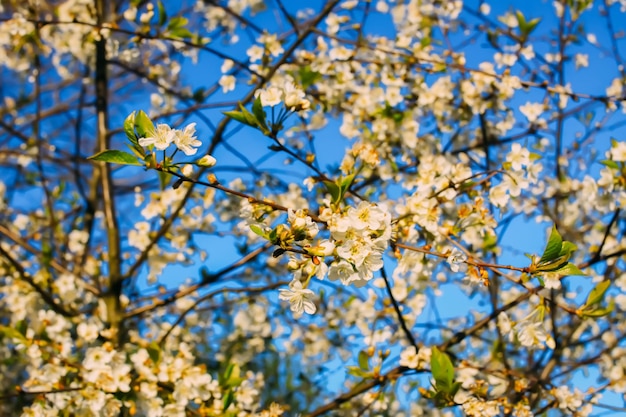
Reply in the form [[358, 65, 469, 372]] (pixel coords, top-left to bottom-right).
[[196, 154, 217, 167]]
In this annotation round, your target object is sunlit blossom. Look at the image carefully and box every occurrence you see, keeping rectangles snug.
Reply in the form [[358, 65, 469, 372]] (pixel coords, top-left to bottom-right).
[[174, 123, 202, 156], [139, 123, 175, 150], [278, 280, 316, 317]]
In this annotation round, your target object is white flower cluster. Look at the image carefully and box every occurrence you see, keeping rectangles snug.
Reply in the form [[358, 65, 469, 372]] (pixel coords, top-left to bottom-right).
[[254, 80, 311, 111], [0, 13, 37, 72], [275, 202, 392, 317], [399, 345, 431, 369], [138, 122, 202, 156], [488, 143, 543, 210], [323, 201, 392, 286], [498, 309, 556, 350]]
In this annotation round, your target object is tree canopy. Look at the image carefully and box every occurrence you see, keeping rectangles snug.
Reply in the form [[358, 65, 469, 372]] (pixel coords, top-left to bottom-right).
[[0, 0, 626, 416]]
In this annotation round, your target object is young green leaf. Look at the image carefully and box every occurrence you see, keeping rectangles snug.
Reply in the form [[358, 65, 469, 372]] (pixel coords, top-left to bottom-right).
[[581, 301, 615, 318], [249, 224, 267, 239], [135, 110, 155, 138], [157, 0, 167, 26], [239, 104, 260, 128], [0, 325, 27, 343], [220, 363, 234, 386], [430, 346, 455, 392], [126, 143, 145, 159], [524, 17, 541, 35], [358, 350, 370, 371], [551, 263, 585, 277], [88, 150, 142, 166], [222, 390, 234, 412], [346, 366, 371, 378], [340, 173, 356, 195], [123, 111, 138, 145], [535, 254, 569, 272], [515, 10, 527, 28], [323, 180, 341, 204], [15, 320, 27, 337], [252, 96, 268, 131], [600, 160, 619, 170], [584, 280, 610, 307], [268, 227, 278, 243], [167, 16, 188, 30], [558, 241, 578, 258], [299, 65, 322, 89], [147, 341, 161, 363], [223, 110, 248, 125], [169, 27, 193, 39], [539, 225, 563, 264]]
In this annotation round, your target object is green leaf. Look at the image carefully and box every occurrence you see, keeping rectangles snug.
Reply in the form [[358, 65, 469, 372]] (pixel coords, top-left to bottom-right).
[[144, 153, 155, 168], [157, 0, 167, 26], [515, 10, 527, 28], [539, 225, 563, 264], [123, 111, 138, 145], [222, 389, 234, 411], [0, 325, 27, 343], [88, 150, 142, 166], [147, 341, 161, 363], [167, 16, 188, 30], [551, 263, 586, 276], [430, 346, 455, 392], [239, 104, 260, 127], [42, 239, 52, 267], [226, 364, 242, 388], [600, 159, 619, 170], [252, 97, 268, 131], [299, 65, 322, 89], [268, 227, 277, 243], [126, 143, 145, 159], [249, 224, 267, 238], [169, 27, 193, 39], [220, 363, 234, 386], [450, 381, 462, 396], [358, 350, 369, 371], [558, 241, 578, 257], [340, 174, 356, 194], [346, 366, 371, 378], [16, 320, 27, 337], [581, 300, 614, 318], [584, 280, 610, 307], [135, 110, 155, 138], [323, 180, 341, 204], [223, 110, 248, 125], [535, 255, 570, 273], [389, 158, 399, 173], [525, 17, 541, 34], [224, 104, 262, 130]]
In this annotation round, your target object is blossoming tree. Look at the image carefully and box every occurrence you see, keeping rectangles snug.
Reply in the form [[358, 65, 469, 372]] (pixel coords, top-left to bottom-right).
[[1, 0, 625, 416]]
